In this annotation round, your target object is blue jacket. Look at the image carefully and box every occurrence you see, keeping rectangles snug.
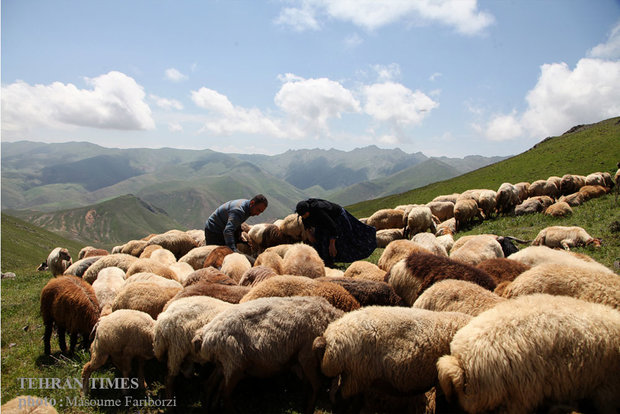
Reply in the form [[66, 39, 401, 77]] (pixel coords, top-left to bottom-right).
[[204, 199, 251, 251]]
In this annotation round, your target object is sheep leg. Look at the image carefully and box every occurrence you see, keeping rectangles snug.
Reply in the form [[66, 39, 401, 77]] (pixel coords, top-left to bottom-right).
[[82, 352, 109, 394], [204, 365, 224, 410], [298, 349, 321, 414], [221, 371, 243, 414], [68, 332, 78, 355], [137, 358, 147, 390], [43, 322, 53, 355], [560, 239, 575, 250], [58, 326, 67, 354]]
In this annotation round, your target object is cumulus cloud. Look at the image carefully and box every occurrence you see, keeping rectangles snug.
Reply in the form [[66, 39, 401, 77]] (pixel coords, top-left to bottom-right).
[[275, 0, 494, 35], [1, 71, 155, 133], [588, 20, 620, 59], [168, 122, 183, 132], [165, 68, 188, 82], [150, 94, 183, 110], [372, 63, 401, 82], [273, 5, 320, 31], [275, 74, 361, 134], [363, 81, 438, 126], [482, 58, 620, 141]]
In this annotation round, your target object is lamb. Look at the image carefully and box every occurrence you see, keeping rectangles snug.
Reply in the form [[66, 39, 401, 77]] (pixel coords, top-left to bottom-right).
[[342, 260, 386, 282], [153, 296, 233, 396], [411, 233, 448, 256], [377, 239, 431, 272], [476, 258, 531, 285], [385, 252, 496, 306], [82, 254, 138, 284], [40, 275, 100, 355], [91, 267, 126, 316], [579, 184, 608, 201], [437, 294, 620, 414], [220, 252, 252, 283], [192, 296, 344, 414], [316, 277, 405, 307], [178, 245, 219, 270], [313, 306, 472, 406], [239, 275, 360, 312], [366, 209, 406, 230], [146, 230, 198, 259], [425, 200, 454, 222], [112, 281, 181, 319], [165, 280, 250, 306], [404, 205, 437, 238], [544, 201, 573, 217], [495, 182, 520, 215], [453, 198, 482, 231], [532, 225, 601, 250], [253, 250, 284, 274], [125, 258, 179, 281], [500, 262, 620, 308], [375, 228, 405, 248], [282, 243, 326, 279], [39, 247, 73, 276], [62, 256, 102, 278], [238, 266, 277, 287], [559, 173, 586, 195], [202, 246, 233, 269], [182, 267, 236, 287], [81, 309, 155, 393], [449, 235, 504, 266], [413, 279, 506, 316]]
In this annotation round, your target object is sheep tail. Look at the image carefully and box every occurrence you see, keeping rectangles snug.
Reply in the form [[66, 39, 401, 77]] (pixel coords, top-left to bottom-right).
[[502, 236, 532, 244], [436, 355, 465, 402], [312, 336, 327, 362], [89, 320, 100, 343]]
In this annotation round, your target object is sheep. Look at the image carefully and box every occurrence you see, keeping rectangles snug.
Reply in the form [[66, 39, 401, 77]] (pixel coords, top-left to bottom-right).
[[124, 272, 183, 289], [579, 184, 608, 201], [185, 228, 206, 246], [81, 248, 109, 259], [436, 233, 455, 254], [375, 228, 405, 248], [437, 294, 620, 414], [413, 279, 506, 316], [477, 189, 497, 218], [449, 235, 504, 266], [426, 200, 454, 222], [193, 296, 344, 414], [81, 309, 155, 394], [404, 205, 437, 238], [220, 252, 252, 283], [124, 258, 179, 282], [263, 244, 292, 258], [282, 243, 326, 279], [558, 191, 585, 206], [40, 247, 72, 276], [495, 182, 520, 215], [147, 248, 177, 266], [240, 275, 360, 312], [529, 178, 560, 199], [153, 296, 233, 396], [202, 246, 233, 269], [238, 265, 278, 287], [366, 209, 406, 230], [343, 260, 386, 282], [1, 396, 59, 413], [377, 239, 431, 272], [278, 213, 307, 241], [146, 230, 197, 259], [62, 256, 102, 278], [166, 280, 250, 306], [411, 233, 448, 256], [112, 281, 181, 319], [247, 223, 295, 255], [40, 275, 100, 355], [544, 201, 573, 217], [120, 239, 149, 257], [182, 267, 236, 287], [547, 175, 562, 190], [585, 172, 607, 187], [313, 306, 472, 406], [559, 173, 586, 195], [91, 267, 125, 316], [509, 245, 609, 271], [386, 252, 496, 306], [178, 245, 219, 270], [82, 254, 138, 284], [500, 262, 620, 308], [532, 225, 601, 250], [435, 217, 456, 236], [514, 181, 530, 202], [514, 197, 544, 215], [168, 261, 195, 284], [476, 258, 531, 285], [432, 193, 460, 204], [615, 162, 620, 202], [253, 250, 284, 274], [453, 198, 482, 231], [316, 277, 405, 307], [324, 267, 345, 278]]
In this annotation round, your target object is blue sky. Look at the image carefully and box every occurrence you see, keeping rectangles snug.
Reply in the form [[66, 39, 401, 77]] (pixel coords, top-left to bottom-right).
[[2, 0, 619, 157]]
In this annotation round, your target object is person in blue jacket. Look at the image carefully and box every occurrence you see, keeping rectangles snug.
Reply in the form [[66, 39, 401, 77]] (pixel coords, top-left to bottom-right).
[[204, 194, 268, 252]]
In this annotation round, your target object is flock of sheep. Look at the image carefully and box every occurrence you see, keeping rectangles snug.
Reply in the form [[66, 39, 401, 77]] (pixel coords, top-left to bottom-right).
[[29, 166, 620, 414]]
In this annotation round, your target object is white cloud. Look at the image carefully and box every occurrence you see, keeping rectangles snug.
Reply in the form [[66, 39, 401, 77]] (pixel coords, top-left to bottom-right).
[[429, 72, 442, 81], [168, 122, 183, 132], [482, 58, 620, 141], [275, 75, 361, 134], [588, 20, 620, 59], [165, 68, 188, 82], [275, 0, 494, 35], [363, 81, 438, 126], [344, 33, 363, 48], [372, 63, 401, 82], [150, 94, 183, 110], [1, 71, 155, 133]]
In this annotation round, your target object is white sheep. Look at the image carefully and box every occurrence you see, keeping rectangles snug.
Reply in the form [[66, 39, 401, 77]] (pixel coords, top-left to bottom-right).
[[449, 235, 504, 266], [282, 243, 326, 279], [366, 209, 406, 230], [82, 254, 138, 284], [405, 205, 437, 238], [531, 225, 601, 250], [81, 309, 155, 393], [124, 272, 183, 289], [377, 239, 431, 272], [148, 248, 177, 266], [425, 200, 454, 222], [91, 267, 126, 316], [435, 217, 456, 236], [413, 279, 506, 316], [125, 257, 179, 281], [40, 247, 73, 276], [342, 260, 386, 282], [411, 232, 448, 256], [436, 233, 455, 254], [219, 252, 252, 283], [495, 182, 520, 215], [437, 294, 620, 413], [375, 228, 404, 248], [432, 193, 460, 204]]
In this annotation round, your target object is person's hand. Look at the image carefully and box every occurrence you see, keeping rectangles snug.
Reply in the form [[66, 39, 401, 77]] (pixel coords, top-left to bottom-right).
[[329, 239, 337, 258]]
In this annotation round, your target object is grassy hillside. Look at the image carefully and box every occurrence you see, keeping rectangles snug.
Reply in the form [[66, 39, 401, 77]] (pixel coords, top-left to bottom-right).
[[347, 117, 620, 218]]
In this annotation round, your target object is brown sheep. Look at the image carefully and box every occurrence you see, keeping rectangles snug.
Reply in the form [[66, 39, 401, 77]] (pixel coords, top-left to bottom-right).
[[182, 267, 236, 287], [120, 239, 149, 257], [544, 201, 573, 217], [125, 258, 179, 281], [238, 266, 278, 287], [343, 260, 386, 282], [514, 182, 530, 202], [558, 191, 585, 206], [146, 230, 198, 259], [40, 275, 100, 355], [426, 200, 455, 222], [476, 258, 531, 285], [377, 239, 432, 272], [559, 174, 586, 196], [316, 277, 405, 307], [254, 250, 285, 274], [82, 248, 109, 259], [112, 282, 181, 319], [578, 184, 608, 201], [139, 244, 164, 258], [202, 246, 234, 269], [366, 209, 406, 230], [453, 198, 483, 231], [375, 228, 405, 248], [165, 281, 251, 308]]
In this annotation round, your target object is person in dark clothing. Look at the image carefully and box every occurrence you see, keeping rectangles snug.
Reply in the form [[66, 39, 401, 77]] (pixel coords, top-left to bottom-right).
[[295, 198, 377, 266], [205, 194, 268, 252]]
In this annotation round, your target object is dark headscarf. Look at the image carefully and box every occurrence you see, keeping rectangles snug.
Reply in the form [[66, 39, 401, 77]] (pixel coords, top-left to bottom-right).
[[295, 200, 310, 215]]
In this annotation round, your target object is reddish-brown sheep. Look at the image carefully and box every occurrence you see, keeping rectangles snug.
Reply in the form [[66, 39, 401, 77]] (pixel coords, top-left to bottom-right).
[[476, 258, 531, 285], [316, 277, 405, 307], [202, 246, 234, 269], [182, 267, 236, 287], [166, 280, 251, 308]]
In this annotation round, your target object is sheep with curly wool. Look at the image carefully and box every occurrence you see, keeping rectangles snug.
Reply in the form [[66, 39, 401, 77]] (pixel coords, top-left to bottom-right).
[[453, 199, 482, 231], [559, 174, 587, 196], [238, 266, 277, 287], [112, 281, 181, 319], [426, 200, 455, 222], [449, 235, 504, 266], [282, 243, 326, 279], [579, 184, 608, 201], [253, 250, 284, 274], [146, 230, 197, 259], [82, 254, 138, 284], [182, 267, 236, 287], [475, 258, 531, 285], [313, 306, 472, 406], [437, 294, 620, 414], [193, 296, 344, 414], [405, 205, 437, 238], [40, 275, 100, 355], [138, 244, 163, 259], [220, 252, 252, 283], [375, 228, 405, 248], [178, 245, 219, 270], [124, 272, 183, 289], [153, 296, 233, 397], [532, 225, 601, 250], [125, 258, 179, 282], [316, 277, 405, 307], [411, 233, 448, 257], [240, 275, 360, 312], [343, 260, 386, 282], [366, 209, 406, 231], [495, 183, 520, 215], [166, 280, 250, 308], [500, 262, 619, 308], [386, 252, 496, 306], [120, 240, 149, 257], [413, 279, 506, 316], [544, 201, 573, 217], [81, 309, 155, 394], [377, 239, 432, 273], [91, 267, 126, 316]]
